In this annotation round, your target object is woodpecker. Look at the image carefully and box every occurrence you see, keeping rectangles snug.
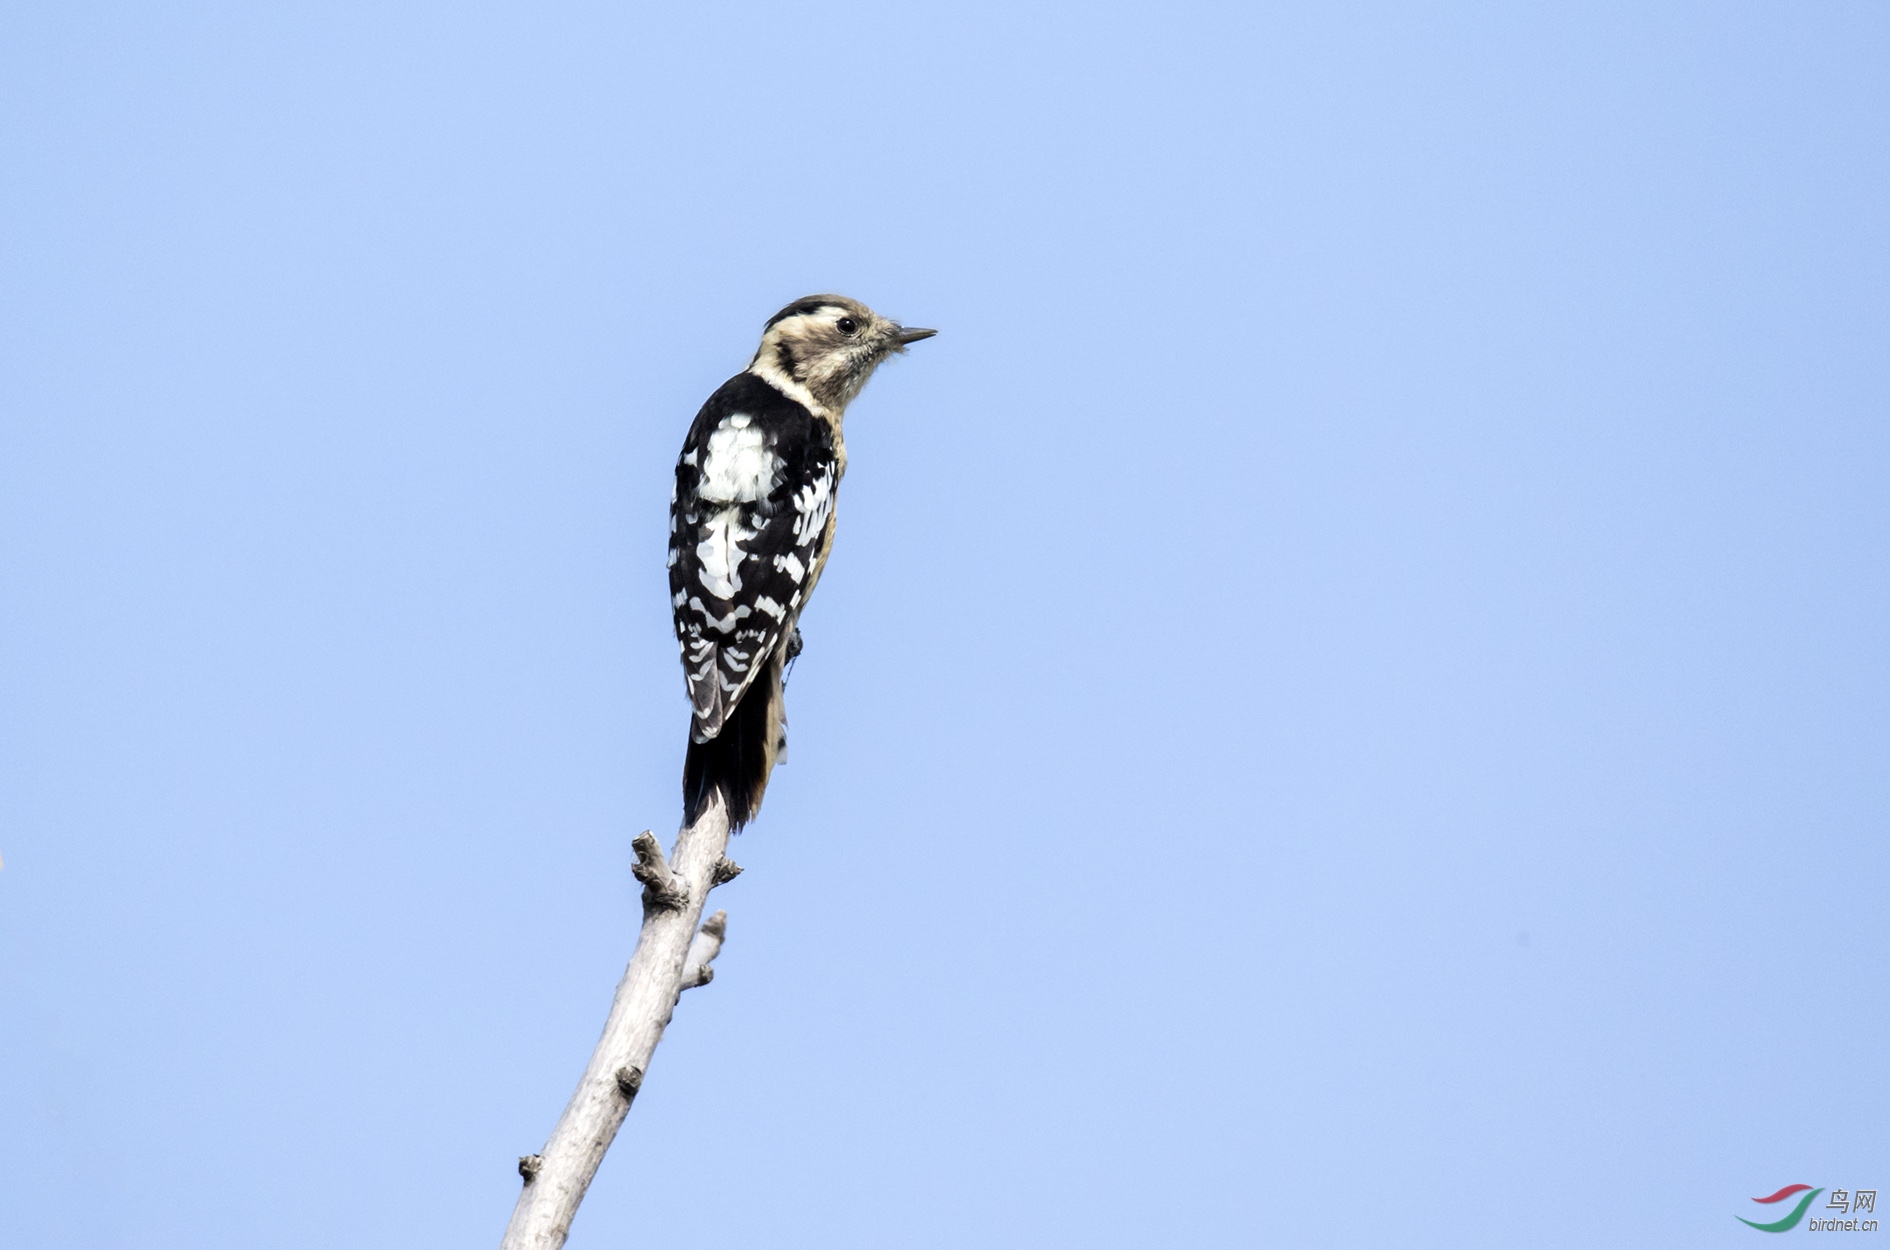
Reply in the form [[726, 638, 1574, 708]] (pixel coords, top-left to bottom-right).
[[669, 295, 934, 829]]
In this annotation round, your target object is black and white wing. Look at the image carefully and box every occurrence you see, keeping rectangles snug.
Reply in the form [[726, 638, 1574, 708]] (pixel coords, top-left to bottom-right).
[[668, 374, 837, 743]]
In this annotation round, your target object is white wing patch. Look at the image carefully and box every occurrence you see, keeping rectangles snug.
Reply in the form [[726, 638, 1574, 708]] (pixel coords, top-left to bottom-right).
[[695, 507, 755, 598], [697, 415, 777, 504]]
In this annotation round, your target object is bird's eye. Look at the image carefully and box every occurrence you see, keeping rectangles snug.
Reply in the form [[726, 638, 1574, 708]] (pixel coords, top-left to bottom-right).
[[836, 317, 858, 336]]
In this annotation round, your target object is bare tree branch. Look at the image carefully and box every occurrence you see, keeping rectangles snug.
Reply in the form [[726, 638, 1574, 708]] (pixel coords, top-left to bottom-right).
[[499, 798, 735, 1250]]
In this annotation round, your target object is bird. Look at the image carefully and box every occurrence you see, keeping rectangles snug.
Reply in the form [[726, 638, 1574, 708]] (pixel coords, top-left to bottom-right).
[[669, 295, 935, 830]]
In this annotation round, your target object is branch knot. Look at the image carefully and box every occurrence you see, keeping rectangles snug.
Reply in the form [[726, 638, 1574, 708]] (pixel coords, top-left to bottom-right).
[[679, 910, 728, 991], [630, 831, 689, 910]]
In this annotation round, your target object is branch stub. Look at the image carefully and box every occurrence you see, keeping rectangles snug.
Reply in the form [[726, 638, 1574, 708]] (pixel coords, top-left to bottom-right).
[[630, 830, 689, 910]]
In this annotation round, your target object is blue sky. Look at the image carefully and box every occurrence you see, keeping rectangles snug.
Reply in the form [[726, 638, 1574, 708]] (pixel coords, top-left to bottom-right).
[[2, 3, 1885, 1246]]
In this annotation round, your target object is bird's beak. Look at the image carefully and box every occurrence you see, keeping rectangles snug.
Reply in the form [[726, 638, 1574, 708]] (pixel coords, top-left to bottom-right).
[[895, 326, 937, 345]]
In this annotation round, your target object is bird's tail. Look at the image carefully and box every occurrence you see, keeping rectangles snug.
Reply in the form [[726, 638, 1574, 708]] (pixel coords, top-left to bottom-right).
[[682, 648, 785, 831]]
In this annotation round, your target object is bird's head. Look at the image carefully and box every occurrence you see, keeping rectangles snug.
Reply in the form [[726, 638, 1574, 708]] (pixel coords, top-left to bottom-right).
[[748, 295, 935, 416]]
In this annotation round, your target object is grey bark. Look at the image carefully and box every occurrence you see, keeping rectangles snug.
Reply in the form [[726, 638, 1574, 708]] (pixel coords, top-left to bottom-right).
[[500, 798, 739, 1250]]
